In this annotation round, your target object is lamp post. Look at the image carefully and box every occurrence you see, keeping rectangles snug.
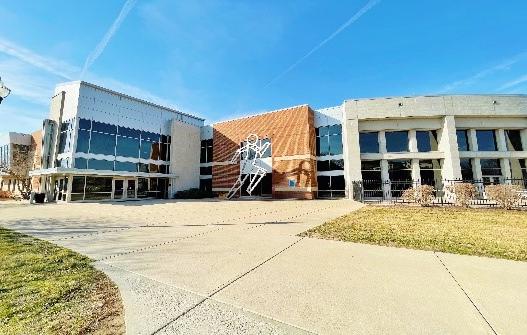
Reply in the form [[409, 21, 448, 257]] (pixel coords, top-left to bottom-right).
[[0, 77, 11, 104]]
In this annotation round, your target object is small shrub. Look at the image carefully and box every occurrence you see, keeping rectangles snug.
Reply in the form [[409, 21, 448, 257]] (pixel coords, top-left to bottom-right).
[[485, 184, 523, 210], [0, 190, 14, 199], [446, 183, 477, 207], [402, 185, 435, 206]]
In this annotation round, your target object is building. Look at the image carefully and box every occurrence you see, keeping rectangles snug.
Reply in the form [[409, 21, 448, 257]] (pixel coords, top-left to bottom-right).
[[6, 80, 524, 203], [0, 131, 41, 195], [29, 81, 204, 202]]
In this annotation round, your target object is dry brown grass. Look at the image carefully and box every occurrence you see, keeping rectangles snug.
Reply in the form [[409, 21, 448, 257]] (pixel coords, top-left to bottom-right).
[[302, 206, 527, 261]]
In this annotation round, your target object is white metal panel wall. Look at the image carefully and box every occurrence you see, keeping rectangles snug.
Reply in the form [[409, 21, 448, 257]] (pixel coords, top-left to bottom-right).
[[314, 106, 343, 127], [69, 82, 203, 134], [200, 125, 213, 140]]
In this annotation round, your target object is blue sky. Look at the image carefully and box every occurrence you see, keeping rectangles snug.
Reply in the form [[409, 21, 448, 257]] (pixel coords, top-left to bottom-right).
[[1, 0, 527, 143]]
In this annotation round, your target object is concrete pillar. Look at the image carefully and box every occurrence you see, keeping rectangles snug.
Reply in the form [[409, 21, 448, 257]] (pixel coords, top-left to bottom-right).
[[65, 175, 73, 202], [411, 159, 420, 182], [342, 116, 362, 199], [473, 158, 483, 181], [439, 116, 462, 180], [501, 158, 512, 183], [520, 129, 527, 151], [468, 129, 478, 152], [381, 159, 391, 199], [379, 131, 387, 154], [496, 129, 507, 152], [408, 130, 418, 152]]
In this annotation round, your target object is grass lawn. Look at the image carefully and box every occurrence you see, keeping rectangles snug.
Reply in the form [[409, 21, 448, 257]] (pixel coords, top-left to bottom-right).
[[0, 227, 124, 334], [302, 206, 527, 261]]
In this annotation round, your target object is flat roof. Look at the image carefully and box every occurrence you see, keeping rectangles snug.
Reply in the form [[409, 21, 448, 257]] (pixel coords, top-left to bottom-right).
[[57, 80, 205, 121], [344, 93, 527, 102]]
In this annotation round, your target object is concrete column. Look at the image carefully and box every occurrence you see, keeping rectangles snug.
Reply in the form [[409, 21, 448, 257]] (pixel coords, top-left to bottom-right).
[[473, 158, 483, 181], [342, 116, 362, 199], [411, 159, 420, 182], [468, 129, 478, 151], [381, 159, 391, 199], [409, 130, 418, 152], [65, 175, 73, 202], [520, 129, 527, 151], [496, 129, 507, 152], [379, 131, 387, 154], [439, 116, 462, 180], [501, 158, 512, 183]]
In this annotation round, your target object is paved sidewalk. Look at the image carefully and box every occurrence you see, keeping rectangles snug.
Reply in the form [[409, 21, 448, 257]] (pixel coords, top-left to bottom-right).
[[1, 199, 526, 334]]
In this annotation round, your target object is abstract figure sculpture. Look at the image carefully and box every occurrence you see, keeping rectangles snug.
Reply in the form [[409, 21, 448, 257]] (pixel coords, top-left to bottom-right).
[[0, 77, 11, 104], [226, 134, 270, 199]]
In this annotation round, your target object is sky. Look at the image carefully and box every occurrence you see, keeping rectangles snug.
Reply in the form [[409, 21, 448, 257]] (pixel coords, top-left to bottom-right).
[[1, 0, 527, 143]]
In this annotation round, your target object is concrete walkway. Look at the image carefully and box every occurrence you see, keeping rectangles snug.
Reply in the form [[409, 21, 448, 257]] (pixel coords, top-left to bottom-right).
[[1, 199, 526, 334]]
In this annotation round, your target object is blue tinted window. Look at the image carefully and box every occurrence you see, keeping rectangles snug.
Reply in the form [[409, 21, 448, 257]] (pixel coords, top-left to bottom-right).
[[386, 131, 408, 152], [457, 130, 469, 151], [476, 130, 497, 151], [118, 127, 140, 139], [90, 132, 116, 156], [92, 121, 117, 134], [116, 136, 140, 158], [140, 140, 152, 159], [76, 129, 90, 153], [78, 118, 91, 130], [328, 124, 342, 135], [359, 132, 379, 153], [115, 161, 137, 172], [142, 131, 160, 142], [318, 126, 329, 137], [329, 133, 343, 155], [318, 136, 329, 156], [88, 159, 114, 171], [416, 130, 438, 152], [74, 157, 88, 169]]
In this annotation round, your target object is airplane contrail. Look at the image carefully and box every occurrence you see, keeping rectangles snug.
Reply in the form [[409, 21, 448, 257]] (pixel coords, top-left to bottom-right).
[[81, 0, 137, 78], [265, 0, 381, 87]]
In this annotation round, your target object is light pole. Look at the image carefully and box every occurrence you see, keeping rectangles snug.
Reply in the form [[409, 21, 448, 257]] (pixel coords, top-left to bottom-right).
[[0, 77, 11, 104]]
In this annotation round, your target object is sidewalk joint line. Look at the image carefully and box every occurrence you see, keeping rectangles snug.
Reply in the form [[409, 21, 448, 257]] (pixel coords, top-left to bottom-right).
[[151, 237, 307, 335], [433, 252, 497, 335]]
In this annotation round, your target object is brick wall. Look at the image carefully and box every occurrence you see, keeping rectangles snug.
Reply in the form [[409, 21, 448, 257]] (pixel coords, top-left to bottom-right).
[[212, 105, 317, 199]]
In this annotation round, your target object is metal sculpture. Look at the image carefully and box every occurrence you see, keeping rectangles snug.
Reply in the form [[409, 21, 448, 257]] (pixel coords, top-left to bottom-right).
[[226, 134, 270, 199], [0, 77, 11, 104]]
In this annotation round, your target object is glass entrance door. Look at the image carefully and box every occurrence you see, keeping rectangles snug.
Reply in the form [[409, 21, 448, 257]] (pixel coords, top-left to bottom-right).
[[113, 179, 124, 199], [126, 179, 136, 199]]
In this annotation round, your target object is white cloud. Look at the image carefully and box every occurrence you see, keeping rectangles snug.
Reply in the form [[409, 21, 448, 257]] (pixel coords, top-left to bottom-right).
[[265, 0, 381, 87], [438, 51, 527, 93], [498, 73, 527, 91], [0, 37, 78, 79], [81, 0, 137, 77]]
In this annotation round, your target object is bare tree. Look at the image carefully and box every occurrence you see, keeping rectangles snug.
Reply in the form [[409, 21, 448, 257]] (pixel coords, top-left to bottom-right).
[[0, 144, 35, 199]]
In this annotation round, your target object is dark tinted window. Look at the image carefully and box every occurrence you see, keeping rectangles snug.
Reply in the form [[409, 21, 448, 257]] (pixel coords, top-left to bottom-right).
[[116, 136, 140, 158], [480, 159, 501, 176], [76, 129, 90, 153], [115, 161, 137, 172], [200, 166, 212, 175], [317, 160, 330, 172], [140, 140, 152, 159], [92, 121, 117, 134], [460, 159, 473, 180], [505, 130, 523, 151], [476, 130, 497, 151], [118, 127, 140, 139], [317, 175, 330, 190], [359, 132, 379, 153], [74, 157, 88, 169], [330, 159, 345, 170], [90, 132, 116, 156], [329, 133, 343, 155], [78, 118, 91, 130], [457, 130, 470, 151], [71, 176, 85, 193], [331, 175, 345, 190], [416, 130, 438, 152], [88, 159, 114, 171], [388, 160, 412, 181], [361, 160, 382, 181], [386, 131, 408, 152]]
